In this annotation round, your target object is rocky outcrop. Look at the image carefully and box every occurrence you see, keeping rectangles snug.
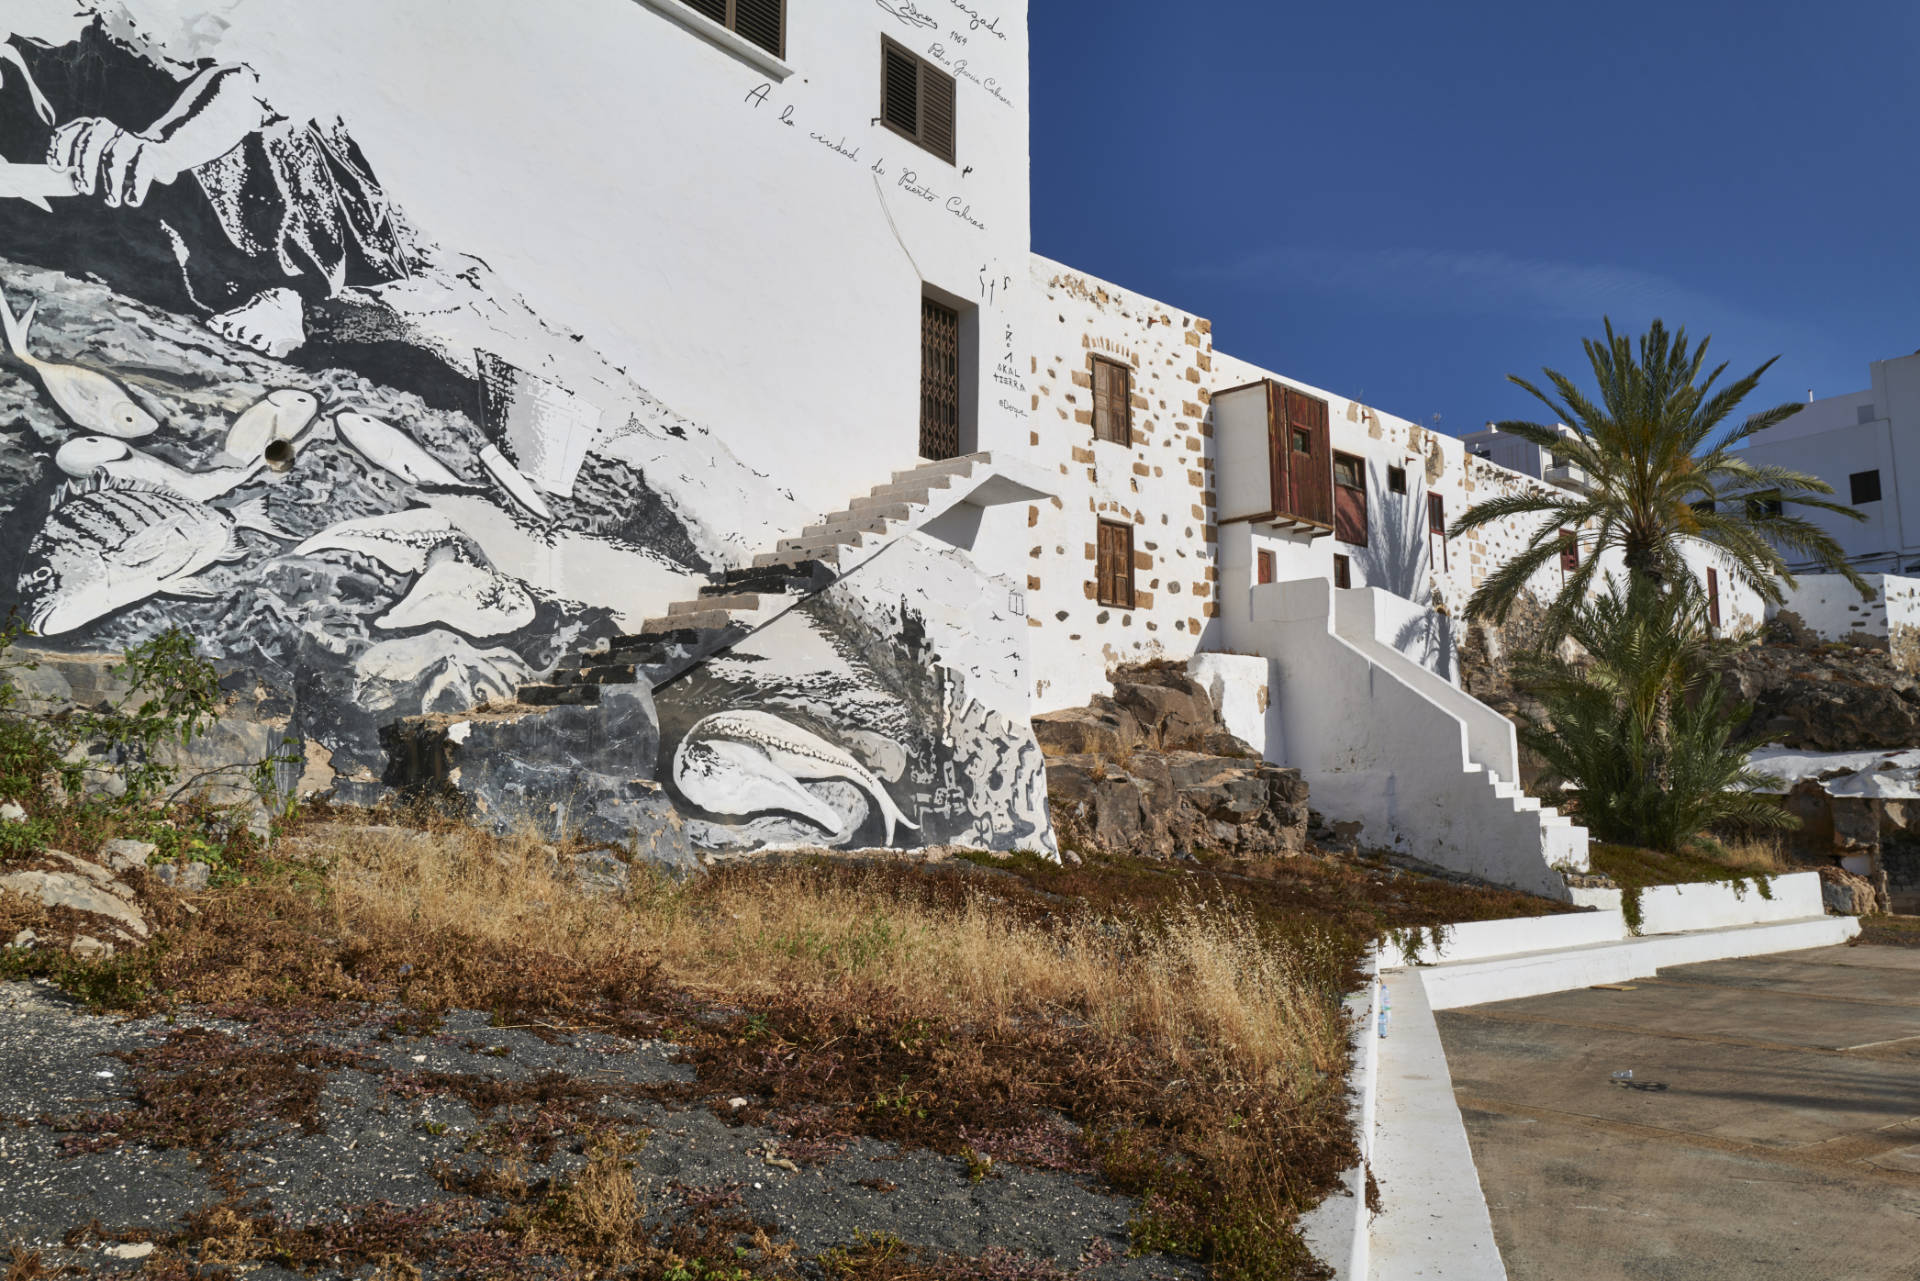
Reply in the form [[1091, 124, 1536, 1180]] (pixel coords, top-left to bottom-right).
[[1033, 665, 1308, 859], [1818, 865, 1882, 916], [1726, 638, 1920, 751]]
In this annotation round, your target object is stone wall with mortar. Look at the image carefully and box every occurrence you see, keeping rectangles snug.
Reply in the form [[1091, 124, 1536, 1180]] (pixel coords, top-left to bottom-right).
[[1022, 257, 1223, 713], [1774, 574, 1920, 671]]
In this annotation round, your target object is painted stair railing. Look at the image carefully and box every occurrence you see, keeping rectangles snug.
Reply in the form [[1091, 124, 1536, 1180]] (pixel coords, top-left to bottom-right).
[[1237, 579, 1586, 898], [513, 451, 1048, 706]]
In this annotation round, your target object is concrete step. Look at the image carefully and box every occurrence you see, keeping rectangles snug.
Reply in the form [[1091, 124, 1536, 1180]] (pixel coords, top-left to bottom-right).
[[638, 609, 741, 633], [856, 481, 943, 505], [847, 495, 923, 517], [517, 683, 600, 707], [892, 454, 982, 485], [670, 593, 765, 615]]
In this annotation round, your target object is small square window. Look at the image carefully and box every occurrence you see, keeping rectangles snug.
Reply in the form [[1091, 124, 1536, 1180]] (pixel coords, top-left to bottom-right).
[[1387, 465, 1406, 494], [1332, 554, 1352, 590], [881, 36, 956, 164], [1292, 428, 1312, 455], [1852, 469, 1882, 505]]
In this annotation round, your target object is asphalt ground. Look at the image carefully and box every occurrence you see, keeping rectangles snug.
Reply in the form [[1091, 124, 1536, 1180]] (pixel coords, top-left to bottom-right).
[[1437, 942, 1920, 1280]]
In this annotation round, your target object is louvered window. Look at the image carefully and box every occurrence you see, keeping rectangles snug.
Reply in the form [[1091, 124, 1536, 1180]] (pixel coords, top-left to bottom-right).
[[919, 296, 960, 461], [1096, 520, 1136, 609], [676, 0, 784, 57], [881, 36, 956, 163], [1091, 356, 1131, 445]]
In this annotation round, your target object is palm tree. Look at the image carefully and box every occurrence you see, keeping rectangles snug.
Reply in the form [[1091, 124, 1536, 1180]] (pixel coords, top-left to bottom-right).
[[1513, 577, 1793, 851], [1453, 318, 1867, 637]]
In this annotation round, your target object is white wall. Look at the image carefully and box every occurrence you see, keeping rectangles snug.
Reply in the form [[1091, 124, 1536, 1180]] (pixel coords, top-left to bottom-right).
[[120, 0, 1033, 529], [1745, 351, 1920, 575]]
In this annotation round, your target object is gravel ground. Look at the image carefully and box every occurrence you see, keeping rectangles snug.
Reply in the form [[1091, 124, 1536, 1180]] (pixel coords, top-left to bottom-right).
[[0, 981, 1200, 1278]]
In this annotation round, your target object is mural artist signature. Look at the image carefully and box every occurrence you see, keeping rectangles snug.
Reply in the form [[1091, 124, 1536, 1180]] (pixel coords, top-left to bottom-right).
[[876, 0, 939, 29], [947, 0, 1007, 39]]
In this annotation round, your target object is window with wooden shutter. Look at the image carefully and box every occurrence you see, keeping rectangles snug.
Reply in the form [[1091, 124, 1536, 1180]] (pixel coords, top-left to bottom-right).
[[1559, 529, 1578, 573], [1276, 387, 1332, 528], [1707, 567, 1721, 630], [880, 37, 956, 163], [1427, 493, 1448, 572], [1257, 549, 1275, 585], [1332, 451, 1368, 546], [1091, 356, 1131, 445], [1332, 554, 1352, 590], [1096, 520, 1135, 609], [919, 296, 960, 460], [677, 0, 784, 57]]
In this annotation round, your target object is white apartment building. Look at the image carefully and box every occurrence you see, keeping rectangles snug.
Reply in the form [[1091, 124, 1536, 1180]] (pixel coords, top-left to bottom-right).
[[1742, 352, 1920, 575], [1460, 421, 1593, 494]]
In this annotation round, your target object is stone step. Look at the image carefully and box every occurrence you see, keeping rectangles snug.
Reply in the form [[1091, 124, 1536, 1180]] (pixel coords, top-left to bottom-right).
[[892, 455, 981, 485], [826, 500, 912, 524], [860, 478, 947, 504], [638, 609, 740, 633], [753, 544, 845, 570], [670, 593, 765, 615], [517, 683, 600, 707]]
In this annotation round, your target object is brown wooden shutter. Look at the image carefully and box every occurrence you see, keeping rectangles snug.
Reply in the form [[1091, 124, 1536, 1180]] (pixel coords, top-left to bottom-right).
[[1097, 521, 1134, 608], [1257, 549, 1275, 585], [1558, 529, 1578, 572], [1092, 357, 1130, 444], [1332, 554, 1352, 590], [880, 37, 956, 163], [1285, 388, 1333, 528], [1333, 451, 1368, 546], [920, 64, 956, 163], [1707, 567, 1721, 630], [732, 0, 784, 56], [1427, 492, 1448, 572], [685, 0, 727, 23], [882, 41, 920, 136]]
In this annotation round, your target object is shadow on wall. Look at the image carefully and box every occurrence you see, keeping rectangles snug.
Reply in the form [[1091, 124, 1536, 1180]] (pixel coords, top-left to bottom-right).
[[1353, 489, 1454, 680]]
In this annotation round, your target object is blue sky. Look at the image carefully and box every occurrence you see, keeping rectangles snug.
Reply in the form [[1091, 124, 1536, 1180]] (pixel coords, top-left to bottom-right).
[[1029, 0, 1920, 439]]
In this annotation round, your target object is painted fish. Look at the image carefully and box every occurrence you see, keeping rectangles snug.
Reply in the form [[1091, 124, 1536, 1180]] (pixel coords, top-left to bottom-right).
[[223, 389, 320, 463], [55, 436, 265, 502], [375, 551, 536, 638], [336, 412, 468, 488], [478, 444, 554, 521], [0, 284, 157, 438], [294, 507, 460, 573], [16, 480, 288, 636], [672, 709, 919, 844]]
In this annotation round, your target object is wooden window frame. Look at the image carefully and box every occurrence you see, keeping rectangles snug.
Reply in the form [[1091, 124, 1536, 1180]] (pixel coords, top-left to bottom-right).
[[1707, 567, 1721, 631], [1559, 528, 1579, 573], [880, 36, 957, 164], [1256, 548, 1276, 585], [1096, 519, 1136, 610], [1091, 355, 1132, 446], [1426, 492, 1448, 572], [1332, 553, 1352, 590], [1332, 450, 1368, 547], [655, 0, 786, 61]]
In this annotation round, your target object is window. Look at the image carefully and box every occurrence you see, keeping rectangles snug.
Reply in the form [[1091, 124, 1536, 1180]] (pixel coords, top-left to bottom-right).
[[1859, 404, 1878, 426], [919, 296, 960, 460], [880, 37, 956, 163], [1707, 567, 1721, 631], [1691, 498, 1715, 515], [1387, 465, 1406, 494], [1559, 528, 1578, 573], [1332, 554, 1352, 590], [672, 0, 784, 57], [1332, 451, 1368, 545], [1851, 469, 1882, 505], [1427, 492, 1448, 572], [1091, 356, 1131, 445], [1257, 548, 1275, 585], [1096, 520, 1135, 609], [1747, 494, 1784, 519]]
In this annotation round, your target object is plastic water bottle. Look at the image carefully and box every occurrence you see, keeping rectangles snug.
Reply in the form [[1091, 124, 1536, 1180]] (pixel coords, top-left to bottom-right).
[[1610, 1069, 1633, 1083], [1377, 984, 1391, 1039]]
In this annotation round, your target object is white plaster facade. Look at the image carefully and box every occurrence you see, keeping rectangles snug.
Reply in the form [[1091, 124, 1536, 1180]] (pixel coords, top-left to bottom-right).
[[1743, 351, 1920, 575]]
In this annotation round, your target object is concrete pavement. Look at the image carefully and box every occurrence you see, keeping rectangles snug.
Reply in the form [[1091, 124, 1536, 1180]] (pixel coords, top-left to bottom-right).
[[1436, 943, 1920, 1280]]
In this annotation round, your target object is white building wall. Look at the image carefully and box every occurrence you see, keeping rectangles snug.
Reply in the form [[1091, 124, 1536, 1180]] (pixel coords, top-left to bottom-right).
[[110, 0, 1034, 542], [1744, 352, 1920, 575]]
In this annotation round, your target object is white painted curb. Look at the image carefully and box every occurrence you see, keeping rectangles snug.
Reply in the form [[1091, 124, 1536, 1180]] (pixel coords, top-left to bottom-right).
[[1351, 884, 1862, 1279], [1300, 949, 1382, 1280]]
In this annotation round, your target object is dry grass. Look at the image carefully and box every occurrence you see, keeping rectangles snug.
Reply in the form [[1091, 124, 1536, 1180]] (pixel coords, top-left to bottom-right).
[[1707, 832, 1788, 875], [319, 823, 1347, 1101], [19, 810, 1547, 1278]]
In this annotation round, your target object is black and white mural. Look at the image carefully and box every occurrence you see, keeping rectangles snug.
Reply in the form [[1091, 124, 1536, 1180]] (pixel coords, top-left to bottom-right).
[[0, 9, 1052, 855]]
